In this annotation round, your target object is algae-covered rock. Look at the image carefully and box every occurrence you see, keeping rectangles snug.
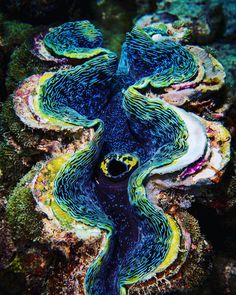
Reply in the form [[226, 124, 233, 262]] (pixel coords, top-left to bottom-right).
[[1, 99, 42, 150], [0, 38, 5, 101], [0, 17, 51, 96], [1, 98, 89, 153], [1, 20, 34, 51], [0, 197, 16, 270], [0, 141, 33, 196], [0, 108, 34, 195], [135, 0, 157, 16], [6, 167, 43, 243], [6, 41, 49, 95], [0, 15, 39, 58]]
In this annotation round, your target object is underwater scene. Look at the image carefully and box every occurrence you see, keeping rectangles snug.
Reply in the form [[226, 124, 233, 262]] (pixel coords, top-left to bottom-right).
[[0, 0, 236, 294]]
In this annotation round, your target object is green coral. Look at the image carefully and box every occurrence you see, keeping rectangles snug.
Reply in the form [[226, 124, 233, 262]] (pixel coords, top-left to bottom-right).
[[0, 100, 46, 194], [0, 14, 38, 53], [6, 41, 48, 95], [2, 20, 33, 50], [0, 141, 30, 196], [0, 18, 51, 95], [1, 99, 41, 148], [6, 167, 43, 242]]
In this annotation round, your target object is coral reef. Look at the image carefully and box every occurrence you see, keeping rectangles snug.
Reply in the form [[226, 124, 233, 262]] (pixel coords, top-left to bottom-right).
[[0, 19, 33, 51], [0, 0, 235, 294], [0, 17, 47, 95], [0, 15, 40, 96], [5, 42, 49, 95], [0, 98, 92, 195]]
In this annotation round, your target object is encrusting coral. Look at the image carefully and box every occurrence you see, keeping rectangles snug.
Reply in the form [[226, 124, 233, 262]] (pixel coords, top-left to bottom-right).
[[6, 19, 233, 295]]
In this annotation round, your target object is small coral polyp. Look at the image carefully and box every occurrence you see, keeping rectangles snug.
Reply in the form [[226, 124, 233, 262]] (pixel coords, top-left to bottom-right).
[[32, 21, 108, 64], [11, 19, 231, 295]]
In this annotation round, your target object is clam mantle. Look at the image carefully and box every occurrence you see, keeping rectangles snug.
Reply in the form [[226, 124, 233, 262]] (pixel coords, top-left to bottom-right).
[[10, 20, 231, 294]]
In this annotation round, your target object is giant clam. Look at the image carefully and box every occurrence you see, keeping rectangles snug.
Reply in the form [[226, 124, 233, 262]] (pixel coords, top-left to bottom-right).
[[9, 19, 232, 295], [122, 26, 225, 113], [14, 52, 118, 131], [13, 47, 117, 154], [32, 21, 109, 64]]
